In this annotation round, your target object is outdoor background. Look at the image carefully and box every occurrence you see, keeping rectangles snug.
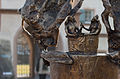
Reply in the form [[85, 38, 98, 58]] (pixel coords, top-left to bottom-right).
[[0, 0, 119, 79]]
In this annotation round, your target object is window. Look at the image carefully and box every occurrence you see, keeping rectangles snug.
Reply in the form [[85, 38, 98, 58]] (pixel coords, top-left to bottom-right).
[[16, 32, 33, 78], [80, 9, 94, 24], [0, 40, 14, 79]]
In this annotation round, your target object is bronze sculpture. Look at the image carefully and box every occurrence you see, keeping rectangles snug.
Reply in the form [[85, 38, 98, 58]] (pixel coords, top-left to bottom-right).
[[45, 14, 117, 79], [81, 15, 101, 35], [20, 0, 84, 50], [19, 0, 119, 79], [41, 14, 104, 79], [66, 15, 101, 53], [19, 0, 84, 75], [102, 0, 120, 65]]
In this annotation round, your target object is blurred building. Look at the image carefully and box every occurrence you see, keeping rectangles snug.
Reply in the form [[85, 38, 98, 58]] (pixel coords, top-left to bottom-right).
[[0, 0, 117, 79]]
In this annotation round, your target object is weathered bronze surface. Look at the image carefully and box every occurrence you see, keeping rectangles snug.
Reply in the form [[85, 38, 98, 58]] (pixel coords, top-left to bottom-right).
[[65, 15, 101, 38], [50, 57, 118, 79], [68, 35, 98, 53], [20, 0, 84, 50], [41, 51, 73, 65], [20, 0, 84, 68], [102, 0, 120, 65], [65, 15, 101, 54], [19, 0, 84, 77], [20, 0, 119, 79], [48, 15, 117, 79]]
